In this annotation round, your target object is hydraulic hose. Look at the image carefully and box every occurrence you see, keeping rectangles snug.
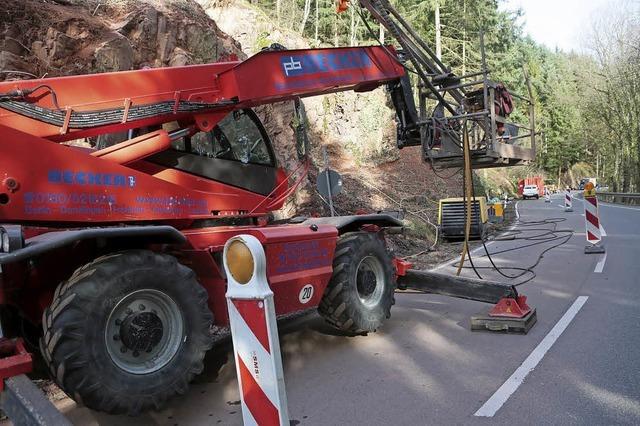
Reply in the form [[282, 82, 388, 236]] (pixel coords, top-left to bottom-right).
[[456, 121, 475, 276]]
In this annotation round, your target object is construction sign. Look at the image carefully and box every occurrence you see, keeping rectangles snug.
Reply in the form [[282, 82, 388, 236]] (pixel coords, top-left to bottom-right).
[[564, 190, 573, 212], [584, 195, 601, 244], [224, 235, 290, 426], [582, 181, 605, 253]]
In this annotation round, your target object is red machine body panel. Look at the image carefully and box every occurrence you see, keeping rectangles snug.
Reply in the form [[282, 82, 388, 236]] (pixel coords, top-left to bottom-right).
[[182, 224, 337, 325], [0, 223, 337, 327], [0, 125, 274, 222]]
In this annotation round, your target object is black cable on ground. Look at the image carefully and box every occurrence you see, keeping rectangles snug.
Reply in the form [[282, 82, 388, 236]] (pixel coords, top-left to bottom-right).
[[457, 119, 574, 286], [459, 205, 574, 286]]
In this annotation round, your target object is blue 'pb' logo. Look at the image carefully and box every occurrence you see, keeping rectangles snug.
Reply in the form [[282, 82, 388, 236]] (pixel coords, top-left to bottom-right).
[[281, 51, 372, 77]]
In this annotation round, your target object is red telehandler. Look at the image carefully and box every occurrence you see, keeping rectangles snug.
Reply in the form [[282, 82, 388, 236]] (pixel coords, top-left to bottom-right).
[[0, 1, 535, 421]]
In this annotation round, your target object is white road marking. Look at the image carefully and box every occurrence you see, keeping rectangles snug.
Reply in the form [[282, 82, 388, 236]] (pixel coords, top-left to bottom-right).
[[474, 296, 589, 417], [594, 253, 607, 273]]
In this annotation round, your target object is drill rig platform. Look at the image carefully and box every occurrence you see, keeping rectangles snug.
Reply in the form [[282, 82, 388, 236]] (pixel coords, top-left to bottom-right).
[[361, 0, 537, 170]]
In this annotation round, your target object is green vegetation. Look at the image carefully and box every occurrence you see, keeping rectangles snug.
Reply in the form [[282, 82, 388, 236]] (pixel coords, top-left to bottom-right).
[[250, 0, 639, 192]]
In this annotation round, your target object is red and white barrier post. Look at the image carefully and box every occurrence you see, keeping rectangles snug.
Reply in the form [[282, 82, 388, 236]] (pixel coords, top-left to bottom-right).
[[544, 187, 551, 203], [583, 183, 605, 254], [223, 235, 289, 426], [564, 189, 573, 212]]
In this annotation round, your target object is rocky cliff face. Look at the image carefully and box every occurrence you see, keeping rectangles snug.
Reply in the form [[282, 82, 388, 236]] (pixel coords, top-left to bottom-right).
[[0, 0, 241, 79]]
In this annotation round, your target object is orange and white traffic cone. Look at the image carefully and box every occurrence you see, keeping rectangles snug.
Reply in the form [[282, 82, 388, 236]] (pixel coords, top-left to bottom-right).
[[224, 235, 289, 426]]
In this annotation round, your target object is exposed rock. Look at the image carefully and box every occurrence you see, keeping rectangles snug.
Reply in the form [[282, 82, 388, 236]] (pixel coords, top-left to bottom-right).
[[185, 23, 220, 62], [31, 41, 48, 63], [0, 0, 241, 80], [94, 37, 134, 72], [0, 51, 30, 73], [45, 27, 80, 64], [169, 47, 191, 66], [0, 37, 25, 56]]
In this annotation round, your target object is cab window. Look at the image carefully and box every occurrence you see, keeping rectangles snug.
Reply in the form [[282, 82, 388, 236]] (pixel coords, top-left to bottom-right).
[[171, 109, 274, 166]]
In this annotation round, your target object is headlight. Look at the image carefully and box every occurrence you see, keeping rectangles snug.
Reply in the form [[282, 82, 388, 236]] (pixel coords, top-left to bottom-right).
[[0, 228, 8, 253], [225, 239, 254, 284]]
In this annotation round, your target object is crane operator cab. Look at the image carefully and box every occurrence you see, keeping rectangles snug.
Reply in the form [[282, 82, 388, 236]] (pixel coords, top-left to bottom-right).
[[150, 109, 278, 196]]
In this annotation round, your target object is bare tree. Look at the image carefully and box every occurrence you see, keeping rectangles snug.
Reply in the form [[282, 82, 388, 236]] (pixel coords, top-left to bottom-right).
[[435, 2, 442, 60], [276, 0, 281, 25], [300, 0, 312, 33], [585, 1, 640, 191], [315, 0, 319, 43]]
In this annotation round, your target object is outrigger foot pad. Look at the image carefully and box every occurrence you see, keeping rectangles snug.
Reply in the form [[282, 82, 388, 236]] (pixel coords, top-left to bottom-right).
[[471, 308, 537, 333], [471, 296, 537, 334]]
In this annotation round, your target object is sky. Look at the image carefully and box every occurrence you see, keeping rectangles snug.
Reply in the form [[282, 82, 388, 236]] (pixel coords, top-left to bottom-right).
[[499, 0, 616, 52]]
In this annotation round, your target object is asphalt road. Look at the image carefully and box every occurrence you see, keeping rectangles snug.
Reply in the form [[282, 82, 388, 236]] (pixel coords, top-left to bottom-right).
[[58, 194, 640, 425]]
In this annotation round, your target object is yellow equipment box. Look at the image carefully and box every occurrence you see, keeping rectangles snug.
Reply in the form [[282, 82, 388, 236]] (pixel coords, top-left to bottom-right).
[[438, 197, 488, 240]]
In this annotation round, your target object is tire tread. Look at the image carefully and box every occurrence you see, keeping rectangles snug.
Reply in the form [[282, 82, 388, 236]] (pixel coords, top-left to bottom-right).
[[40, 250, 213, 415], [318, 232, 395, 334]]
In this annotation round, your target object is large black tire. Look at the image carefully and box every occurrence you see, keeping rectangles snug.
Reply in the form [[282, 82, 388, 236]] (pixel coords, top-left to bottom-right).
[[40, 250, 213, 415], [319, 232, 396, 334]]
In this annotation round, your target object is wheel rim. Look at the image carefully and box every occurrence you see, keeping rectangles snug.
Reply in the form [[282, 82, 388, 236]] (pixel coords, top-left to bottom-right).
[[105, 289, 184, 375], [356, 255, 386, 308]]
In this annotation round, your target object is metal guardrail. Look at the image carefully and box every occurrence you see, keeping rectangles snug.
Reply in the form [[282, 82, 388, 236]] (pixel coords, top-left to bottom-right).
[[597, 192, 640, 206]]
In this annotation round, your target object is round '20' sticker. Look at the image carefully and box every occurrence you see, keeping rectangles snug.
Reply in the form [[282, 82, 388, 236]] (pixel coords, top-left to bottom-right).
[[298, 284, 314, 304]]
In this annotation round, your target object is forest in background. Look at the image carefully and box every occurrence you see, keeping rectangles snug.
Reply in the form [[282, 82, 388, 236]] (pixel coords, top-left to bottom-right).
[[244, 0, 640, 192]]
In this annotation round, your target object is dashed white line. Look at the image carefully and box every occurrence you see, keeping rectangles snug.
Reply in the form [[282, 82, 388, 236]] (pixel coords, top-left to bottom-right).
[[594, 253, 607, 273], [474, 296, 589, 417]]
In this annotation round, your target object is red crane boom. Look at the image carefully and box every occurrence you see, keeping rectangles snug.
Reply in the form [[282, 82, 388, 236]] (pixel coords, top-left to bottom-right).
[[0, 46, 404, 224]]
